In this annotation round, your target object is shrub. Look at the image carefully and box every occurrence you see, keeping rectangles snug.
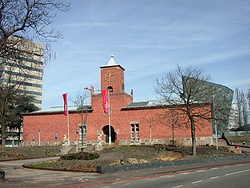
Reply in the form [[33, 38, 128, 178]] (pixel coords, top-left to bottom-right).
[[60, 152, 100, 160]]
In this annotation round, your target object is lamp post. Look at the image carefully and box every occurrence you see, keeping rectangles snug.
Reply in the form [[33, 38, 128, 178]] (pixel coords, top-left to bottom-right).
[[55, 134, 58, 146], [215, 119, 218, 150], [212, 95, 218, 150], [149, 123, 152, 144], [38, 129, 40, 146], [76, 128, 79, 152]]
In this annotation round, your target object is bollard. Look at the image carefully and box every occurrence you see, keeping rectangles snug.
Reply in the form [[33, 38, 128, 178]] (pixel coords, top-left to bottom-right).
[[0, 170, 5, 181]]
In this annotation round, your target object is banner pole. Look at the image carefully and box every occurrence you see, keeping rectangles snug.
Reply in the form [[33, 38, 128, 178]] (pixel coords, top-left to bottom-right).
[[108, 89, 111, 145], [67, 113, 70, 146]]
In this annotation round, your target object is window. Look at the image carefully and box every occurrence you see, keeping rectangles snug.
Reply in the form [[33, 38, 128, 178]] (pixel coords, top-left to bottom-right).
[[131, 123, 139, 140], [79, 125, 87, 142], [107, 86, 113, 92]]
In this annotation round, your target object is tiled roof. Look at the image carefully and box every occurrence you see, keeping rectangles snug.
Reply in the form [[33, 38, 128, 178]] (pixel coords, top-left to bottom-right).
[[126, 101, 149, 108], [28, 105, 91, 114], [124, 100, 175, 109]]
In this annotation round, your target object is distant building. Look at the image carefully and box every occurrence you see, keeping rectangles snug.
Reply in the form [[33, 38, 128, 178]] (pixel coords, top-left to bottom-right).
[[0, 35, 44, 109], [228, 103, 240, 130], [22, 55, 213, 147], [0, 36, 44, 146], [182, 76, 234, 138]]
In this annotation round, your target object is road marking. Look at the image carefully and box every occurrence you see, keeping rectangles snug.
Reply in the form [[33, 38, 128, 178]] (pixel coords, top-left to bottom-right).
[[210, 167, 218, 170], [210, 176, 219, 180], [160, 175, 175, 178], [225, 169, 250, 176], [171, 185, 183, 188], [180, 172, 191, 175], [196, 170, 205, 172], [192, 180, 202, 184], [112, 181, 125, 184]]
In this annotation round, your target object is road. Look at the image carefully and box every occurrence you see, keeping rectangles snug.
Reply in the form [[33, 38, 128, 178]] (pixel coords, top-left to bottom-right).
[[92, 163, 250, 188], [0, 157, 250, 187]]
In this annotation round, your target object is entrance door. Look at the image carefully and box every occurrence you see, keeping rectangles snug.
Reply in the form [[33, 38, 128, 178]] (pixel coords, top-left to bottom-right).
[[102, 125, 116, 143]]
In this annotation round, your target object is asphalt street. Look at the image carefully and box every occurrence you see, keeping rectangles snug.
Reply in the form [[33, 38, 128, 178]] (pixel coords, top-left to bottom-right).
[[91, 162, 250, 188]]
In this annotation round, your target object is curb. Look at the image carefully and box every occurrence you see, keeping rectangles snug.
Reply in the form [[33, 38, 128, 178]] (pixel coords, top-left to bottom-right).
[[97, 153, 250, 173]]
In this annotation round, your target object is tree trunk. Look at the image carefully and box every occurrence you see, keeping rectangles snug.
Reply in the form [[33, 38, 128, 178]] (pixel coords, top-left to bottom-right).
[[190, 118, 196, 156], [1, 120, 6, 147]]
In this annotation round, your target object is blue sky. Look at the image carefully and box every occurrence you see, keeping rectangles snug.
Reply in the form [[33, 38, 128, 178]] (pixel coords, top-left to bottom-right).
[[42, 0, 250, 109]]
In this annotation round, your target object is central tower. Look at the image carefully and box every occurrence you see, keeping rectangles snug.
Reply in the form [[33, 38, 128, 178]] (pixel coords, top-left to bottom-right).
[[100, 55, 125, 94]]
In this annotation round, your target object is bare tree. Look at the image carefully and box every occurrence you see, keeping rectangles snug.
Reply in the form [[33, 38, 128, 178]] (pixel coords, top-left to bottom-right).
[[242, 93, 248, 127], [248, 88, 250, 109], [0, 0, 70, 62], [71, 90, 91, 148], [155, 65, 233, 156], [235, 88, 243, 127], [0, 0, 70, 147], [235, 88, 248, 127]]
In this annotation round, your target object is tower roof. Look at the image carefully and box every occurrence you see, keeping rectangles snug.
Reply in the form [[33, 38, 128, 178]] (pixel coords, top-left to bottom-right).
[[107, 54, 116, 66], [100, 54, 125, 71]]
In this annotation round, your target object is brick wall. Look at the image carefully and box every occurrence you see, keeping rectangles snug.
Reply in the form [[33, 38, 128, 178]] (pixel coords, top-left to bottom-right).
[[23, 94, 213, 146]]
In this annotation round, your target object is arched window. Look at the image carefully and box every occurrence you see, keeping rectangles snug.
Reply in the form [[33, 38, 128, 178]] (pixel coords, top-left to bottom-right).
[[107, 86, 113, 93]]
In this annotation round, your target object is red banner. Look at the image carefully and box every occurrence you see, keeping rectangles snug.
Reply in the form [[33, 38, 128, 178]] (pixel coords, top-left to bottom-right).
[[62, 93, 68, 116], [102, 90, 109, 114]]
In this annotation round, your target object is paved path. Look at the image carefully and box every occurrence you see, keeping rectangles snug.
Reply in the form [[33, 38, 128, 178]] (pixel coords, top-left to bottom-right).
[[0, 157, 101, 187]]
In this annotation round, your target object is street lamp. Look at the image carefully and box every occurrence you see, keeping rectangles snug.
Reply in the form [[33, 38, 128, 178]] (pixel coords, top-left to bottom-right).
[[76, 128, 79, 152], [38, 129, 40, 146], [55, 134, 58, 146]]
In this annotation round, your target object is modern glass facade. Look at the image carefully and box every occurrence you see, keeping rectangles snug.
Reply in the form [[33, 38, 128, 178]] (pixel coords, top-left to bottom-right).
[[182, 76, 234, 137]]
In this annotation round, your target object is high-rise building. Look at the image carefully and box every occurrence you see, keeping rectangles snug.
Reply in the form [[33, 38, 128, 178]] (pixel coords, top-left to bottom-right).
[[0, 36, 44, 146], [0, 35, 44, 109]]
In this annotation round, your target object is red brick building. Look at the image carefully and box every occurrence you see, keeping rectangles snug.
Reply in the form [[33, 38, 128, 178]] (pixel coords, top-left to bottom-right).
[[23, 55, 213, 147]]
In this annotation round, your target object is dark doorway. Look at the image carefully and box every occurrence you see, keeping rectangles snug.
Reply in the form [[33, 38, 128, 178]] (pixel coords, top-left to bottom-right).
[[102, 125, 116, 143]]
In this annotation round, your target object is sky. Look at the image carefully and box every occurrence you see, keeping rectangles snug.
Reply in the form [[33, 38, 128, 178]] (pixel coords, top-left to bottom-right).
[[41, 0, 250, 109]]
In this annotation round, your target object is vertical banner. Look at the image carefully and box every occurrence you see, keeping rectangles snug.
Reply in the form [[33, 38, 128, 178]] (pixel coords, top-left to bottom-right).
[[102, 89, 109, 114], [62, 93, 68, 116]]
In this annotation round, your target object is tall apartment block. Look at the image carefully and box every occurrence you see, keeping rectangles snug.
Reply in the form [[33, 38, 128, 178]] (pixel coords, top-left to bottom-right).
[[0, 35, 44, 109]]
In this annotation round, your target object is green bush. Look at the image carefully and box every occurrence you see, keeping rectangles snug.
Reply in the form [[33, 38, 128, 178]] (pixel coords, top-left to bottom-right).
[[60, 152, 100, 160]]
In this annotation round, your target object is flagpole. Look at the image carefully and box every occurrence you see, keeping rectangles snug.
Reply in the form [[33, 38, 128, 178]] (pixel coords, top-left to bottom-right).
[[63, 93, 70, 146], [108, 89, 111, 145], [67, 113, 70, 146]]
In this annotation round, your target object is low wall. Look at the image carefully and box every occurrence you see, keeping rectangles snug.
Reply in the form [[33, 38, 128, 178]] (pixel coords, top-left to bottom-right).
[[21, 137, 214, 147], [119, 137, 213, 147], [97, 153, 250, 173]]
